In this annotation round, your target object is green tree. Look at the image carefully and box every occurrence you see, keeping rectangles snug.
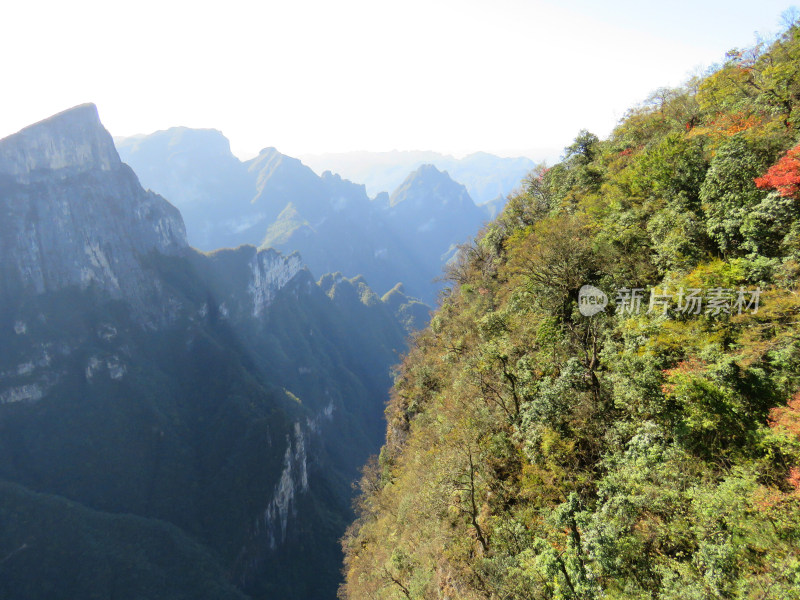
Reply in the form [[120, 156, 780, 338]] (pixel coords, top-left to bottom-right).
[[699, 134, 775, 256]]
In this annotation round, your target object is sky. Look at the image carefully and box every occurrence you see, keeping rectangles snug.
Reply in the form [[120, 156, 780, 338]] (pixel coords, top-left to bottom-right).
[[0, 0, 796, 163]]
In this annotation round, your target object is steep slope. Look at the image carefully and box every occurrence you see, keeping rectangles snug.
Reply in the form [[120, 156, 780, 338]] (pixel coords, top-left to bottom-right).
[[381, 282, 431, 333], [0, 481, 248, 600], [0, 105, 408, 600], [262, 165, 487, 305], [247, 147, 336, 223], [246, 152, 436, 301], [342, 24, 800, 600], [0, 104, 186, 321]]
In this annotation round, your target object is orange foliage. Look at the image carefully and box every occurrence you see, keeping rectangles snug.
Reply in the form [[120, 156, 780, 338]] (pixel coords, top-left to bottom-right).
[[661, 358, 707, 395], [755, 143, 800, 197], [707, 111, 763, 135], [789, 467, 800, 494], [768, 391, 800, 438], [768, 391, 800, 494]]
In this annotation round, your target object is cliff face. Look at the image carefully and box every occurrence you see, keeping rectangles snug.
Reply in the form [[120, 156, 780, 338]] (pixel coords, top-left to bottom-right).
[[117, 129, 483, 305], [0, 105, 188, 321], [0, 105, 410, 600], [0, 104, 120, 181], [0, 104, 187, 316], [115, 127, 255, 249]]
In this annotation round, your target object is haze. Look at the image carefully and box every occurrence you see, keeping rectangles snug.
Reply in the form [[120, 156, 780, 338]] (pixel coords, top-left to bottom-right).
[[1, 0, 796, 162]]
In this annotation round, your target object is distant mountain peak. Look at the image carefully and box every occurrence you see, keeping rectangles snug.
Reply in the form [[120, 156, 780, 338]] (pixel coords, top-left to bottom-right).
[[120, 126, 234, 157], [406, 163, 454, 184], [248, 147, 308, 179], [0, 103, 121, 182], [416, 163, 446, 176], [389, 163, 472, 208], [301, 150, 535, 205]]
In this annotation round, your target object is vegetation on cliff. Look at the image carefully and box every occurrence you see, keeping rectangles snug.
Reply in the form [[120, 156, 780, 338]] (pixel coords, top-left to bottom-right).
[[341, 21, 800, 599]]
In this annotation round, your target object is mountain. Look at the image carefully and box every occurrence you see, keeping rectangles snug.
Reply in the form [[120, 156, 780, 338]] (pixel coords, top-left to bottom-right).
[[1, 104, 187, 323], [340, 24, 800, 599], [386, 164, 487, 272], [0, 105, 412, 600], [300, 149, 538, 207], [258, 163, 487, 305], [380, 283, 430, 333], [114, 128, 254, 249], [118, 133, 487, 304]]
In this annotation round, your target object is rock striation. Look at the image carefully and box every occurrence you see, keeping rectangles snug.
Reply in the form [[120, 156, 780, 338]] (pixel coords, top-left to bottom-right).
[[0, 104, 187, 316], [0, 104, 120, 181]]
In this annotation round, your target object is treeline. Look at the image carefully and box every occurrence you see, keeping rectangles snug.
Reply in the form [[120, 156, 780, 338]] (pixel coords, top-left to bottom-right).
[[340, 20, 800, 600]]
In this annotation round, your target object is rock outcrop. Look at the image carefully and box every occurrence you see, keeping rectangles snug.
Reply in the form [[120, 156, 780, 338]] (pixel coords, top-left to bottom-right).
[[0, 104, 120, 181], [0, 104, 187, 317]]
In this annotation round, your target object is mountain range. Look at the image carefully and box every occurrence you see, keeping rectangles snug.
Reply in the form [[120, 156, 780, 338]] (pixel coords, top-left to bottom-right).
[[300, 149, 538, 210], [0, 104, 422, 600], [116, 131, 492, 304]]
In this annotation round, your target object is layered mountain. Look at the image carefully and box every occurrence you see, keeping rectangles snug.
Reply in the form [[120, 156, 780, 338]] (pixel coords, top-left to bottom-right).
[[259, 164, 486, 303], [118, 131, 488, 303], [300, 149, 538, 207], [0, 105, 412, 600]]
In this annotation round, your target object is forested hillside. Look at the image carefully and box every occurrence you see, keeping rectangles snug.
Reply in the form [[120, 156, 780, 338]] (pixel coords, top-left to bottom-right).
[[342, 22, 800, 599]]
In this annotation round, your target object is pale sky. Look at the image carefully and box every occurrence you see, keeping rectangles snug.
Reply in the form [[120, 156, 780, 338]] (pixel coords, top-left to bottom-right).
[[0, 0, 795, 162]]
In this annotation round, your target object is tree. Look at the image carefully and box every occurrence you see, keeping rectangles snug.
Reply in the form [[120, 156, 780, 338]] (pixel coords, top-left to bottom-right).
[[755, 142, 800, 197], [700, 134, 775, 256]]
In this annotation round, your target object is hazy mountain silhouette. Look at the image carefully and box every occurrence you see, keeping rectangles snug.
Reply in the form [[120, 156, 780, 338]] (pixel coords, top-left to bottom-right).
[[118, 131, 489, 303], [301, 149, 537, 207]]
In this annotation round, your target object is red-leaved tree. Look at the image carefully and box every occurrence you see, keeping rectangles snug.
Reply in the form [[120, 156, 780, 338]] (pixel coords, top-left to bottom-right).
[[755, 143, 800, 197]]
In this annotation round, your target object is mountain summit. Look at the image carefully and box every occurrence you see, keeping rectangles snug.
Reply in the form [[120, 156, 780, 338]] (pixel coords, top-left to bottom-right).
[[0, 104, 186, 314], [386, 164, 487, 268], [0, 103, 121, 181], [390, 163, 475, 209], [118, 133, 488, 303]]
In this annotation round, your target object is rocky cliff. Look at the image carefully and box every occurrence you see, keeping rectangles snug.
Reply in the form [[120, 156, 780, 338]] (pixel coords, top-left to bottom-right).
[[0, 104, 187, 319], [0, 105, 410, 600], [117, 129, 484, 304], [0, 104, 120, 181]]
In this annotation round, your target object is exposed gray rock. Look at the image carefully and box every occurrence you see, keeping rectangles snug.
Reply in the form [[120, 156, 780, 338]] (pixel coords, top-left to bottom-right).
[[0, 104, 120, 182], [256, 422, 309, 550], [189, 245, 307, 322], [248, 248, 304, 317], [0, 383, 44, 404], [0, 105, 415, 599], [0, 103, 187, 320]]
